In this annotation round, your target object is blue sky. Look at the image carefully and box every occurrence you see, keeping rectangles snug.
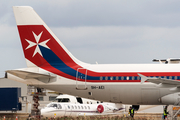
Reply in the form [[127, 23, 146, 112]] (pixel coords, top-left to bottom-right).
[[0, 0, 180, 77]]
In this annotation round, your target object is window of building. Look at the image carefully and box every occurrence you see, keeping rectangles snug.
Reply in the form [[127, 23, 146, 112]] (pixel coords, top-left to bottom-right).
[[39, 96, 44, 101], [49, 96, 57, 101]]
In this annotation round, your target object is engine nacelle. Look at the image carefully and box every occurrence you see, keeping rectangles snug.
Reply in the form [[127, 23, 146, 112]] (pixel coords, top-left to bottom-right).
[[132, 105, 140, 111], [160, 92, 180, 105]]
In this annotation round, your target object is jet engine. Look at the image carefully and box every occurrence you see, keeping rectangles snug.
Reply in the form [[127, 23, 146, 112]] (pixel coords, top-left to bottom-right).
[[160, 92, 180, 105]]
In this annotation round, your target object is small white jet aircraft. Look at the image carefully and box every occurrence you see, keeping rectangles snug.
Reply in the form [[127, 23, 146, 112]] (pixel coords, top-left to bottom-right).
[[41, 102, 123, 117], [6, 6, 180, 110], [41, 94, 124, 117]]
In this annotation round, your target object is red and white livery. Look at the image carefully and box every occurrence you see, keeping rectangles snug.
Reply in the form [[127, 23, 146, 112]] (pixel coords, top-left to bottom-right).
[[6, 6, 180, 106]]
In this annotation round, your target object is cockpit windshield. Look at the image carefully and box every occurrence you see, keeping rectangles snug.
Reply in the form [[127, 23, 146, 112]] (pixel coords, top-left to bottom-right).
[[47, 103, 62, 109], [47, 103, 57, 108]]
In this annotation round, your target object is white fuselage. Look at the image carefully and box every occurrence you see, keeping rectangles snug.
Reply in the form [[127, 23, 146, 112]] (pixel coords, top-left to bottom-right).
[[41, 102, 122, 118], [7, 64, 180, 105]]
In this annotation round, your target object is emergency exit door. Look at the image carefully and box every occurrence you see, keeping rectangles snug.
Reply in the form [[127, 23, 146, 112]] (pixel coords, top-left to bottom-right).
[[76, 68, 87, 90]]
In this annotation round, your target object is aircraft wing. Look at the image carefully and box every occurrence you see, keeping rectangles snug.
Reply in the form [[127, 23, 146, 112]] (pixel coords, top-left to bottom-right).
[[138, 73, 180, 86], [6, 70, 56, 83]]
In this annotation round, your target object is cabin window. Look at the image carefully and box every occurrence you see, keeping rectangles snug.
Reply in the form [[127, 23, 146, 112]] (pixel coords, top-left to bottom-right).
[[75, 106, 77, 109], [88, 106, 90, 109], [76, 97, 83, 104], [105, 76, 108, 80], [85, 106, 87, 109], [121, 76, 124, 80], [116, 76, 119, 80], [78, 106, 80, 109], [81, 106, 83, 109], [137, 76, 140, 80], [72, 106, 74, 109], [126, 77, 129, 80], [100, 76, 103, 80], [110, 77, 113, 80], [169, 76, 172, 79], [132, 76, 134, 80], [175, 76, 178, 79], [68, 105, 70, 109]]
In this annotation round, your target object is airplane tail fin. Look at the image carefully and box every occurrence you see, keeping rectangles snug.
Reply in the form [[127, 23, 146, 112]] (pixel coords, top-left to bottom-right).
[[13, 6, 81, 69]]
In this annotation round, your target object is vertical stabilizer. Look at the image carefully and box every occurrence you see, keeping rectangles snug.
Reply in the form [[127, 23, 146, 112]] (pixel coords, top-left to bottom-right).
[[13, 6, 81, 68]]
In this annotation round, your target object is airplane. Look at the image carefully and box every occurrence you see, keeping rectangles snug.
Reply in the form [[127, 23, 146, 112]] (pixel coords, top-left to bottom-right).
[[41, 102, 123, 118], [41, 94, 124, 117], [6, 6, 180, 110]]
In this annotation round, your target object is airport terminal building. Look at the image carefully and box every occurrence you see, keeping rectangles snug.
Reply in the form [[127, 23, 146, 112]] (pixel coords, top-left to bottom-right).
[[0, 78, 59, 113]]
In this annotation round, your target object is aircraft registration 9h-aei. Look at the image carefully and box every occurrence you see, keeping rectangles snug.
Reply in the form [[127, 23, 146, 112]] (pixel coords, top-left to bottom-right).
[[6, 6, 180, 109]]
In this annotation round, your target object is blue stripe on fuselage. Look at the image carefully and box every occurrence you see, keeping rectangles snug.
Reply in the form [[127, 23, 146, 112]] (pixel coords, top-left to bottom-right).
[[39, 45, 98, 80]]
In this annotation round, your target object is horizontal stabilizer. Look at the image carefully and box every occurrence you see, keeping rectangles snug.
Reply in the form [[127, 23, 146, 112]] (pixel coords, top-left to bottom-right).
[[153, 58, 180, 64], [6, 70, 56, 83]]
